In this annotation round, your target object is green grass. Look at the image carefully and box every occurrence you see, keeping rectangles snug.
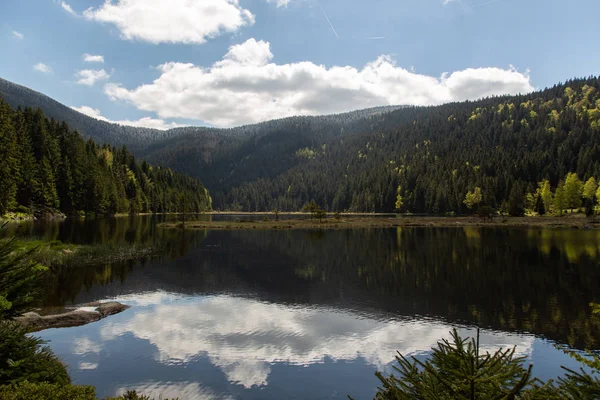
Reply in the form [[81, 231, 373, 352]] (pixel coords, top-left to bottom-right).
[[12, 240, 156, 268]]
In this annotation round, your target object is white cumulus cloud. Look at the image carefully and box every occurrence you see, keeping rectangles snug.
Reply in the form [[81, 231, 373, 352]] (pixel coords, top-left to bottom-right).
[[103, 38, 534, 128], [61, 1, 77, 15], [266, 0, 294, 7], [83, 0, 255, 44], [75, 69, 110, 86], [33, 63, 51, 74], [71, 105, 182, 130], [73, 337, 102, 355], [83, 53, 104, 63], [12, 31, 24, 40], [79, 362, 99, 370]]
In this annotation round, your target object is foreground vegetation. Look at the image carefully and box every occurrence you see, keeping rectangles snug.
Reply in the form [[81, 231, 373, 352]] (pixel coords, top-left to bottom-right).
[[0, 230, 175, 399], [0, 97, 211, 218], [368, 327, 600, 399]]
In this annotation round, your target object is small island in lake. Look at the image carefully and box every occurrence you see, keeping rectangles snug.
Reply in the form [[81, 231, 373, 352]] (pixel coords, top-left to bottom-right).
[[161, 214, 600, 230]]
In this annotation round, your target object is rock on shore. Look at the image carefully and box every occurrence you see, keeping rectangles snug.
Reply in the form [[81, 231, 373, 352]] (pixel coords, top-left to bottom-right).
[[16, 301, 130, 332]]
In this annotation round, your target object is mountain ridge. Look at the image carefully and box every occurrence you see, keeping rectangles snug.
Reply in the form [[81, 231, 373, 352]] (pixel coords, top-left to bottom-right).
[[2, 75, 600, 214]]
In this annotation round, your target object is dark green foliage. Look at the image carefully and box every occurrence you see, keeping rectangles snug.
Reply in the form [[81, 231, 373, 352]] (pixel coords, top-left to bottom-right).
[[0, 381, 96, 400], [137, 77, 600, 214], [476, 206, 495, 221], [0, 384, 180, 400], [554, 366, 600, 399], [304, 201, 327, 221], [0, 236, 46, 319], [0, 226, 70, 389], [105, 391, 178, 400], [373, 329, 536, 399], [507, 183, 525, 217], [370, 328, 600, 400], [0, 78, 178, 153], [0, 98, 211, 216], [0, 321, 69, 386]]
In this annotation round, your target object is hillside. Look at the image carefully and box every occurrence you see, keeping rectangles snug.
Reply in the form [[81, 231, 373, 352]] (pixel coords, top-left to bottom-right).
[[0, 78, 174, 152], [2, 76, 600, 214], [0, 97, 212, 217], [141, 77, 600, 214]]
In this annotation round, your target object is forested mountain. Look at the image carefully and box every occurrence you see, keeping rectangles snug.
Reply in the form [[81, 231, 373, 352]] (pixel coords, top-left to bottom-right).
[[3, 76, 600, 214], [0, 78, 175, 152], [0, 98, 212, 217], [140, 76, 600, 214]]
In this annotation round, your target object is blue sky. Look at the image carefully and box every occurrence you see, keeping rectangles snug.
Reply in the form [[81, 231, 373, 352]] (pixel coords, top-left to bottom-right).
[[1, 0, 599, 129]]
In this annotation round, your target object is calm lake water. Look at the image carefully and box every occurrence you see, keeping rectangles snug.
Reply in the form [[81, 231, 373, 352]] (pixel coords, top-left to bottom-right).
[[10, 216, 600, 399]]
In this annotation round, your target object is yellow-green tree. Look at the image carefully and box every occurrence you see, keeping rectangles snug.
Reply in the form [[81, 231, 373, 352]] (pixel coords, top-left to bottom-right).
[[554, 182, 567, 216], [540, 180, 553, 214], [395, 186, 403, 212], [583, 177, 598, 216], [463, 187, 482, 210], [564, 172, 583, 212], [583, 177, 598, 202]]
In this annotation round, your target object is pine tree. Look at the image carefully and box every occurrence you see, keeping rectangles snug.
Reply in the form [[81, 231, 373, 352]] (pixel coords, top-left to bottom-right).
[[13, 110, 39, 209], [507, 183, 525, 217], [373, 329, 536, 400], [0, 102, 18, 214]]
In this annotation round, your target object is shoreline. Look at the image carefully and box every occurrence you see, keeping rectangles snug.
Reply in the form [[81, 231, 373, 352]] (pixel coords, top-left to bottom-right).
[[159, 215, 600, 230]]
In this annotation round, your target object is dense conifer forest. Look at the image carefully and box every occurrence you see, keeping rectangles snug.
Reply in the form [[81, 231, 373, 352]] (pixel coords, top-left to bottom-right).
[[142, 76, 600, 214], [0, 98, 212, 217], [2, 76, 600, 214]]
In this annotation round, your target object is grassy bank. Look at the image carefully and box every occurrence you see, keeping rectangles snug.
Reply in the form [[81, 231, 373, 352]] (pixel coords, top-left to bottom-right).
[[14, 239, 156, 267], [160, 214, 600, 230]]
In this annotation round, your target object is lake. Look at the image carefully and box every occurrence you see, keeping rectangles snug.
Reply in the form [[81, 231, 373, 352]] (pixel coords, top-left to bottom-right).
[[10, 216, 600, 399]]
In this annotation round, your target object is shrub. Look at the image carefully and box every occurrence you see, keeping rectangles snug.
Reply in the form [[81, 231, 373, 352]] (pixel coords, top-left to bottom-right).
[[0, 381, 95, 400], [105, 390, 178, 399], [476, 206, 495, 222], [0, 237, 47, 319], [0, 321, 69, 386]]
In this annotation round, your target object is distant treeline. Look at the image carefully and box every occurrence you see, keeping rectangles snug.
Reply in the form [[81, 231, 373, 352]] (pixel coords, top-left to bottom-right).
[[0, 98, 212, 216]]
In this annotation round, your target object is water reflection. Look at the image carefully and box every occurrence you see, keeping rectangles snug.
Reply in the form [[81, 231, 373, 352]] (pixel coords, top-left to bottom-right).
[[30, 224, 600, 349], [41, 293, 545, 399], [21, 218, 600, 399]]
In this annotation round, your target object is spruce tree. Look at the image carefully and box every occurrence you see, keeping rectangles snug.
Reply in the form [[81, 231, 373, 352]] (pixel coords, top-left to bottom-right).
[[0, 102, 18, 214], [373, 329, 537, 400]]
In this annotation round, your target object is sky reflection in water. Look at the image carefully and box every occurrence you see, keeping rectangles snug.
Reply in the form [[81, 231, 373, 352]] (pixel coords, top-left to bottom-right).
[[27, 221, 600, 399], [39, 291, 579, 400]]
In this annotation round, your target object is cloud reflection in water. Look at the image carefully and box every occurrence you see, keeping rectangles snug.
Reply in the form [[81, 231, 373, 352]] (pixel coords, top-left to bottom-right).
[[88, 292, 535, 389]]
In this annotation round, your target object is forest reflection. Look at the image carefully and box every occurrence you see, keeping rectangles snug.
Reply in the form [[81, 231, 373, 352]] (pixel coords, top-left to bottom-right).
[[14, 217, 600, 351]]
